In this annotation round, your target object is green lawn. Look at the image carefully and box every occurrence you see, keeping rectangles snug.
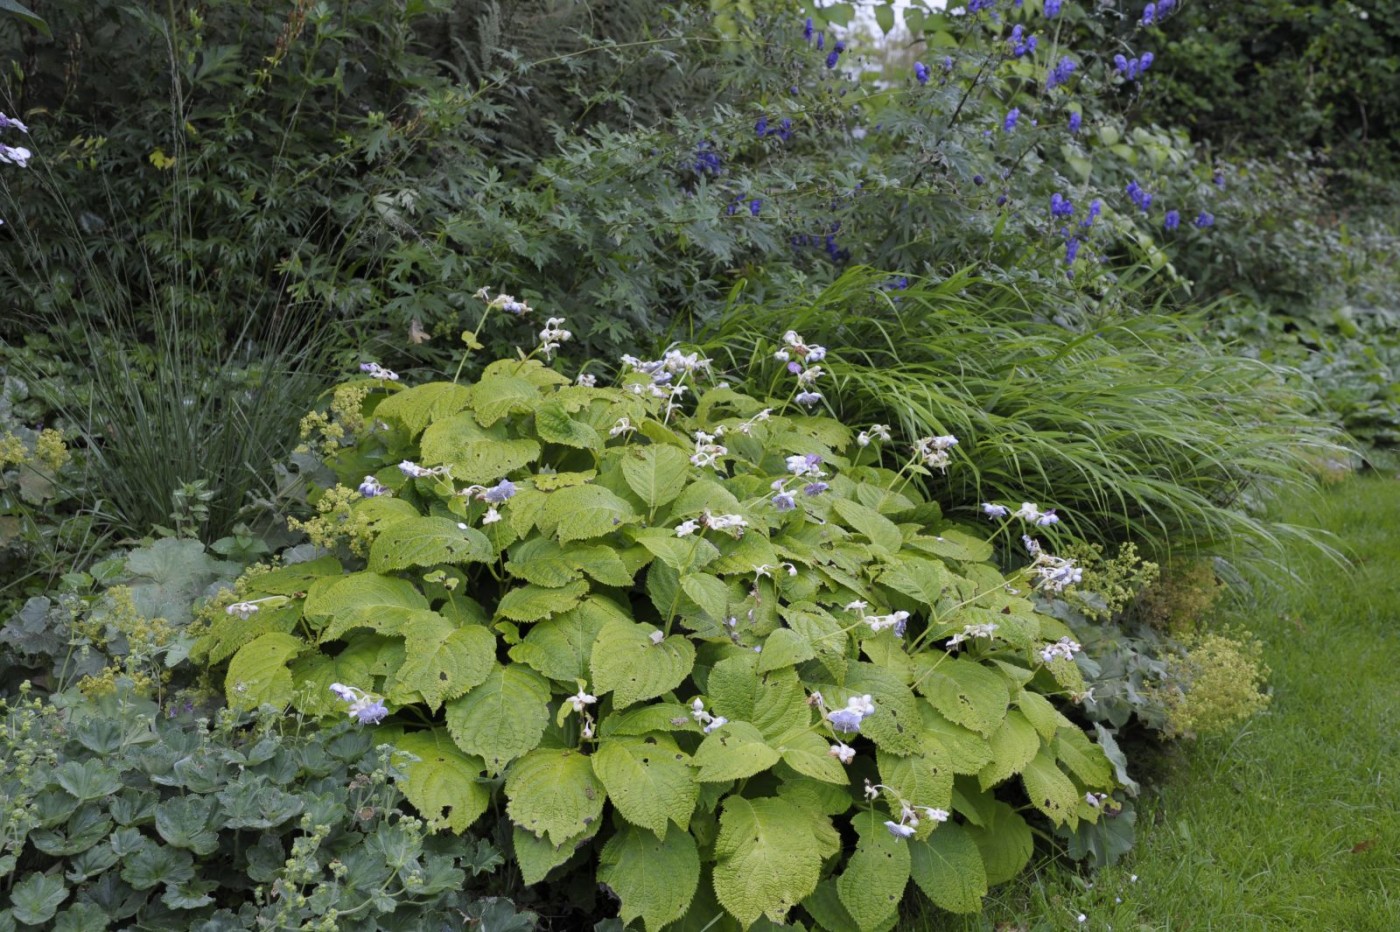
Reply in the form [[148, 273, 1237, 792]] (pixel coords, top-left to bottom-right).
[[906, 475, 1400, 931]]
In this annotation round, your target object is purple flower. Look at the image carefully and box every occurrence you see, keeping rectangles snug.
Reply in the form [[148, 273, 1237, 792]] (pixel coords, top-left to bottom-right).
[[353, 699, 389, 725], [1003, 108, 1020, 132], [483, 479, 516, 503], [817, 32, 825, 51], [1140, 51, 1155, 71], [750, 199, 762, 217], [0, 113, 28, 133], [755, 116, 768, 137], [1141, 2, 1156, 25], [1068, 111, 1082, 133], [1048, 57, 1077, 89], [693, 143, 722, 176], [773, 491, 797, 512], [1213, 170, 1226, 189], [1195, 211, 1215, 228], [973, 174, 986, 186], [825, 42, 845, 70], [1082, 198, 1102, 227], [827, 708, 864, 733], [915, 62, 930, 85], [1164, 209, 1180, 231], [1045, 0, 1062, 17], [1126, 180, 1152, 212], [968, 0, 997, 12], [1050, 193, 1075, 219], [1113, 54, 1129, 73], [795, 390, 823, 406], [357, 476, 385, 497], [804, 17, 814, 41], [804, 482, 830, 496], [776, 118, 793, 142], [1160, 0, 1176, 12], [943, 56, 955, 72], [1065, 237, 1080, 265]]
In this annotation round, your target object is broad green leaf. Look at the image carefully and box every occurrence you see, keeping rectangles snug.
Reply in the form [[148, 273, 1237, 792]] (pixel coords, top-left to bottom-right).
[[833, 498, 904, 554], [964, 800, 1033, 885], [669, 478, 742, 516], [52, 761, 123, 802], [570, 545, 636, 585], [776, 729, 847, 785], [446, 664, 552, 773], [978, 709, 1042, 790], [439, 436, 542, 485], [878, 749, 953, 812], [226, 633, 304, 710], [369, 517, 493, 572], [691, 721, 780, 782], [908, 529, 993, 563], [303, 572, 427, 621], [496, 579, 590, 623], [393, 731, 489, 832], [621, 444, 692, 508], [1055, 726, 1114, 788], [154, 795, 220, 856], [509, 597, 625, 682], [757, 628, 815, 672], [1017, 690, 1070, 741], [590, 618, 694, 708], [505, 748, 605, 845], [919, 702, 994, 774], [514, 824, 586, 884], [916, 657, 1011, 738], [535, 400, 603, 449], [909, 822, 987, 914], [505, 537, 582, 586], [713, 796, 824, 927], [878, 556, 951, 609], [1022, 749, 1080, 826], [802, 879, 898, 932], [389, 621, 495, 711], [599, 702, 701, 738], [195, 600, 300, 665], [707, 654, 811, 745], [9, 871, 68, 925], [839, 810, 911, 931], [680, 572, 729, 621], [373, 382, 472, 437], [842, 663, 923, 756], [481, 357, 572, 389], [539, 484, 638, 542], [465, 374, 540, 426], [592, 735, 699, 836], [632, 529, 720, 572], [600, 823, 701, 932]]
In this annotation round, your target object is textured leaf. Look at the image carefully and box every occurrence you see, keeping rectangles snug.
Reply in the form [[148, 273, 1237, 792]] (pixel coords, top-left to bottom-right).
[[437, 435, 542, 485], [833, 498, 904, 554], [590, 618, 695, 709], [9, 871, 68, 925], [53, 761, 123, 801], [509, 597, 624, 682], [539, 485, 638, 542], [878, 749, 954, 812], [978, 709, 1042, 790], [802, 879, 899, 932], [621, 444, 692, 508], [878, 556, 951, 609], [919, 701, 995, 775], [466, 374, 541, 426], [446, 664, 552, 773], [777, 729, 848, 785], [669, 478, 743, 516], [505, 537, 583, 587], [289, 634, 398, 715], [535, 400, 602, 449], [907, 529, 993, 563], [514, 824, 585, 884], [691, 721, 781, 782], [599, 702, 701, 738], [393, 731, 489, 832], [505, 748, 605, 845], [496, 579, 590, 623], [713, 797, 823, 927], [1016, 690, 1070, 740], [632, 529, 720, 572], [601, 823, 701, 932], [390, 621, 496, 711], [680, 572, 730, 621], [842, 663, 923, 756], [964, 800, 1033, 885], [196, 601, 301, 665], [226, 633, 304, 710], [570, 545, 636, 585], [708, 654, 811, 745], [909, 822, 987, 914], [304, 572, 427, 621], [368, 517, 493, 572], [592, 735, 699, 835], [373, 382, 472, 437], [917, 657, 1011, 738], [757, 628, 815, 672], [839, 810, 911, 931], [1023, 749, 1080, 826], [154, 795, 220, 856], [1054, 726, 1114, 788]]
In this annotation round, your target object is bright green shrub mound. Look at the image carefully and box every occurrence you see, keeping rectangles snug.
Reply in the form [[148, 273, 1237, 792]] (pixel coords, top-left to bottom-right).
[[196, 343, 1123, 929]]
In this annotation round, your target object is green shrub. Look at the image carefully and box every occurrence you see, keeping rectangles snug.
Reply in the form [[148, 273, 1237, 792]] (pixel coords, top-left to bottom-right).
[[0, 690, 528, 930], [194, 326, 1126, 929]]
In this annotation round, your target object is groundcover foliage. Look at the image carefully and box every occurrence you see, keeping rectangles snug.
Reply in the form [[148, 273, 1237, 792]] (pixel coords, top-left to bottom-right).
[[196, 331, 1123, 930]]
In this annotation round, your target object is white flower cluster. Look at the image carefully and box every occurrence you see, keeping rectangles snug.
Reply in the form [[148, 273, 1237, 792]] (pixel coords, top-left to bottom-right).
[[619, 349, 713, 412], [828, 741, 856, 764], [825, 694, 876, 733], [476, 287, 532, 316], [914, 434, 959, 471], [225, 595, 288, 619], [857, 424, 892, 447], [329, 683, 389, 725], [1038, 636, 1083, 663], [457, 478, 517, 526], [774, 330, 828, 407], [690, 697, 728, 734], [690, 428, 728, 470], [1013, 501, 1061, 526], [358, 361, 400, 381], [863, 609, 910, 636], [399, 460, 451, 479], [537, 317, 572, 359], [675, 511, 748, 538], [1022, 535, 1082, 592], [946, 621, 1000, 648]]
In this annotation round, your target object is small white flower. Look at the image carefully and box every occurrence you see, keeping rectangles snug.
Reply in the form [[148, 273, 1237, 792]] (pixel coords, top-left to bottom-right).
[[794, 390, 823, 407], [884, 821, 916, 839], [1038, 636, 1083, 663], [649, 631, 665, 645], [1077, 915, 1087, 924], [675, 519, 701, 537], [226, 601, 261, 619], [0, 144, 33, 167], [785, 453, 824, 477], [399, 460, 431, 478], [706, 513, 748, 532], [609, 417, 635, 438], [703, 716, 729, 734], [921, 807, 950, 823], [474, 286, 492, 301], [981, 502, 1010, 519], [1014, 502, 1044, 521], [864, 781, 881, 801], [576, 373, 597, 387], [329, 683, 359, 703], [566, 688, 597, 713], [845, 600, 869, 612], [829, 742, 856, 764], [582, 719, 595, 739], [481, 507, 502, 525]]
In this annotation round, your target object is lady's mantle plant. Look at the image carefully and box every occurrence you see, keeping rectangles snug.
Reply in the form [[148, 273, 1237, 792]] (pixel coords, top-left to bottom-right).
[[195, 319, 1121, 930]]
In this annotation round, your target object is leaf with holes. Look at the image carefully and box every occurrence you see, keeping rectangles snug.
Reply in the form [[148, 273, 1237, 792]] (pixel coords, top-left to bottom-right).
[[388, 620, 495, 711], [909, 822, 987, 914], [505, 748, 606, 845], [622, 444, 692, 508], [226, 633, 304, 710], [978, 709, 1042, 790], [691, 721, 780, 782], [590, 618, 694, 708], [539, 484, 638, 543], [916, 656, 1011, 738], [394, 731, 490, 833], [838, 809, 911, 931], [368, 517, 493, 572], [1023, 749, 1080, 827], [496, 580, 590, 623], [592, 735, 699, 836], [713, 796, 823, 927], [446, 664, 552, 774], [600, 823, 701, 932]]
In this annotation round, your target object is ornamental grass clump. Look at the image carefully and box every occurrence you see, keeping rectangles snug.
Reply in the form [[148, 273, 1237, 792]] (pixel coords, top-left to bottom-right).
[[195, 310, 1126, 929]]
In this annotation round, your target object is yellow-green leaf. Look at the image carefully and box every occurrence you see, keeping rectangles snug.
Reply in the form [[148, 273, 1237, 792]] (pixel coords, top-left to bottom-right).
[[713, 796, 824, 927], [445, 663, 551, 774], [226, 633, 304, 710], [505, 748, 605, 845], [599, 823, 701, 932], [592, 735, 699, 836], [393, 730, 489, 833], [590, 618, 694, 709]]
